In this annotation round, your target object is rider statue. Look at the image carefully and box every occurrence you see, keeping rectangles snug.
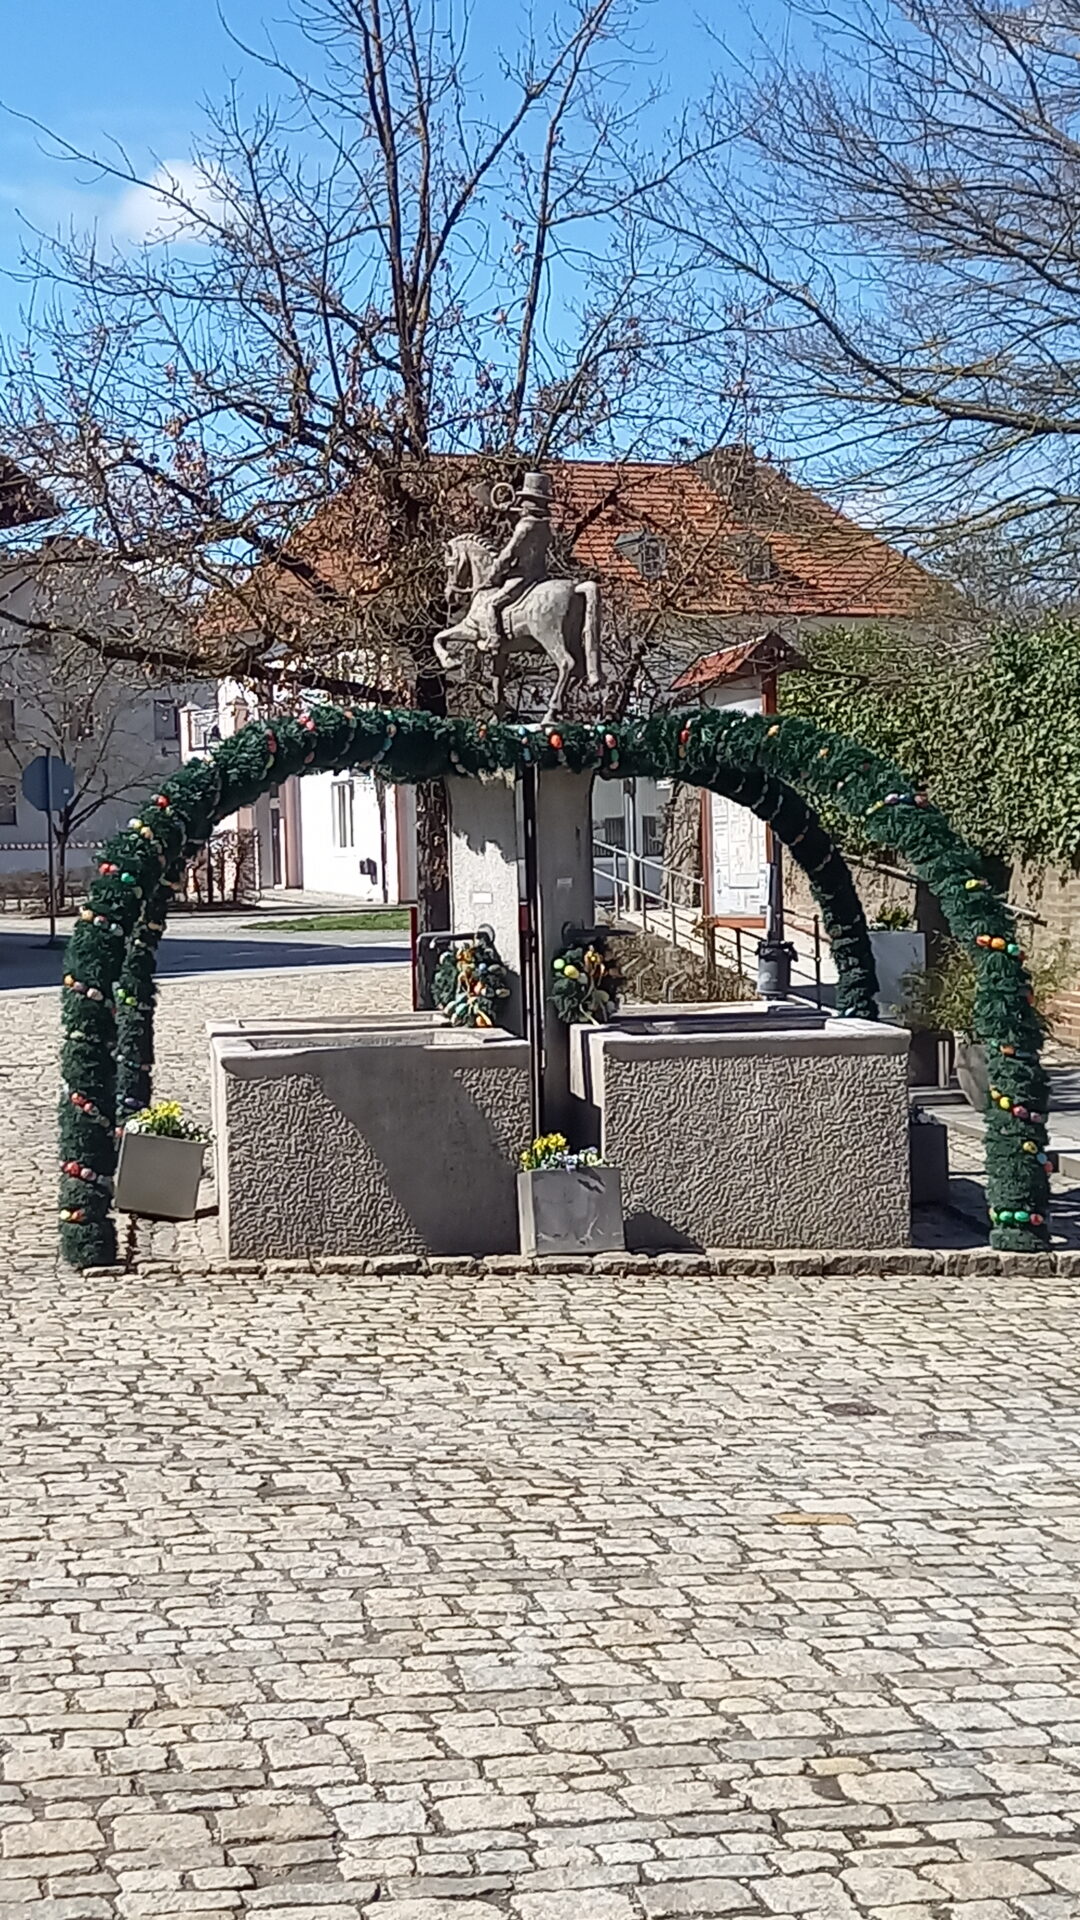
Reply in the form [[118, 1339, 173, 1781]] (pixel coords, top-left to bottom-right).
[[477, 471, 555, 652], [435, 466, 601, 722]]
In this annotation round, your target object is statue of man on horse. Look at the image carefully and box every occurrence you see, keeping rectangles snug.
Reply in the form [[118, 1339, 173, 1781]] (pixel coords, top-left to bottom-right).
[[434, 470, 602, 725]]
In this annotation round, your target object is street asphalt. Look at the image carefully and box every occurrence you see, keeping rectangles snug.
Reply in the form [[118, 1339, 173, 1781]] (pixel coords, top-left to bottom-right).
[[0, 911, 410, 991]]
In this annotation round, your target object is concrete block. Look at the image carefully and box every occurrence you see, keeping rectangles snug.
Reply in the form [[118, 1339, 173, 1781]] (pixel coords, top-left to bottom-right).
[[571, 1009, 910, 1252], [210, 1023, 530, 1259]]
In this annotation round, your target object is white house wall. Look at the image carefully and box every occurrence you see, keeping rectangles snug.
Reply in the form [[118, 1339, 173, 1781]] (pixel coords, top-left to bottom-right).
[[297, 769, 401, 901]]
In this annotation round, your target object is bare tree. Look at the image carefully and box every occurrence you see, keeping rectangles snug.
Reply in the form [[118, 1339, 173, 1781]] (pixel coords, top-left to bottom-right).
[[0, 0, 732, 925], [654, 0, 1080, 587]]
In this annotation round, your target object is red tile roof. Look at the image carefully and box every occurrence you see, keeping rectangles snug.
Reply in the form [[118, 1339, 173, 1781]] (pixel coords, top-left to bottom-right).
[[551, 454, 950, 619], [670, 632, 808, 693]]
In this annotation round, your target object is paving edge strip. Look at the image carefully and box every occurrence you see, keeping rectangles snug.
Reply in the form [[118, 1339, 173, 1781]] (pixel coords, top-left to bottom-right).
[[75, 1247, 1080, 1279]]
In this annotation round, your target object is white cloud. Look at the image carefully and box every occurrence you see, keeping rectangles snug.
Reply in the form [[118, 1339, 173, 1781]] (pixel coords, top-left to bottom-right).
[[113, 161, 225, 245], [836, 487, 894, 530]]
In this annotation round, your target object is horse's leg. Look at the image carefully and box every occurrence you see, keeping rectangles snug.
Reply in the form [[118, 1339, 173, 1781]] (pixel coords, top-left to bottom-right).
[[491, 638, 512, 718], [542, 642, 577, 726], [578, 582, 603, 689], [433, 621, 470, 674]]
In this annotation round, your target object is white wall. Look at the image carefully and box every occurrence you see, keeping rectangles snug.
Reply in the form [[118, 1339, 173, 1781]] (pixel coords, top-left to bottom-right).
[[702, 685, 768, 918], [297, 768, 402, 901]]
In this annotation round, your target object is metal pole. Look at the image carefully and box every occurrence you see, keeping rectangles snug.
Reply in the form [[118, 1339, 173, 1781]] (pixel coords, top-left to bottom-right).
[[767, 838, 785, 948], [520, 765, 544, 1139], [814, 915, 822, 1010], [44, 754, 57, 948]]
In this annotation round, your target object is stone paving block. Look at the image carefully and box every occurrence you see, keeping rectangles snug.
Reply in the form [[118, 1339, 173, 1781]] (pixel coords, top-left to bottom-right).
[[362, 1905, 505, 1919], [925, 1859, 1051, 1897], [638, 1880, 752, 1913], [2, 1821, 102, 1858], [512, 1896, 639, 1919], [215, 1805, 334, 1841], [109, 1814, 212, 1853], [437, 1794, 532, 1831]]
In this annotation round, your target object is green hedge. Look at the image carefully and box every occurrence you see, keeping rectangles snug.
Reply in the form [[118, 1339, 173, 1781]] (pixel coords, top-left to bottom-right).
[[58, 704, 1048, 1267]]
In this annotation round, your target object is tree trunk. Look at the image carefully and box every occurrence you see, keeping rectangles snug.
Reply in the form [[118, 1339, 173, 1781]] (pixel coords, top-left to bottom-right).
[[413, 651, 450, 936], [662, 783, 703, 909], [54, 833, 68, 914]]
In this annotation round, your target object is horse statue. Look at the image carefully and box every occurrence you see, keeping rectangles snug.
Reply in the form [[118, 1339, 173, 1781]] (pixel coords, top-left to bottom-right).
[[434, 532, 602, 725]]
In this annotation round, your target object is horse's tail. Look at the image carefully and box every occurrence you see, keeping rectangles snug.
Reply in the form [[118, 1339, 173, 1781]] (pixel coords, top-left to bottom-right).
[[580, 581, 602, 689]]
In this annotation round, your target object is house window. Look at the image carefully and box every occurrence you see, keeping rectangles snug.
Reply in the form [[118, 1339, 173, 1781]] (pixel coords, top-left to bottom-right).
[[597, 815, 626, 850], [641, 814, 664, 860], [0, 781, 15, 826], [153, 700, 179, 741], [732, 534, 778, 583], [332, 779, 355, 850], [613, 529, 667, 580], [0, 697, 14, 740]]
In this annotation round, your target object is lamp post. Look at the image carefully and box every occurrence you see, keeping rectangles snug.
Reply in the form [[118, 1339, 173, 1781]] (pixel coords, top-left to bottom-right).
[[755, 669, 796, 998]]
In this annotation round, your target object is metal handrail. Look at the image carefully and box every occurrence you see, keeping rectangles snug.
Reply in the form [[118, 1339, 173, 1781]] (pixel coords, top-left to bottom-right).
[[592, 837, 703, 948]]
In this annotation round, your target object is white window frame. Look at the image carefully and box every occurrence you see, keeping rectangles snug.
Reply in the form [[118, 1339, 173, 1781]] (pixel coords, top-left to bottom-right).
[[331, 778, 356, 851]]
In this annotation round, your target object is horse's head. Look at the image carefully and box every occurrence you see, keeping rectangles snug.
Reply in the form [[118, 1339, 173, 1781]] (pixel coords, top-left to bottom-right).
[[444, 531, 496, 601], [443, 535, 475, 603]]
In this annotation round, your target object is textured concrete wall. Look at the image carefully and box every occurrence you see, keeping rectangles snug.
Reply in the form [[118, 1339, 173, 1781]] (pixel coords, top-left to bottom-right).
[[534, 768, 595, 1136], [447, 775, 523, 1033], [214, 1030, 530, 1259], [579, 1020, 909, 1251]]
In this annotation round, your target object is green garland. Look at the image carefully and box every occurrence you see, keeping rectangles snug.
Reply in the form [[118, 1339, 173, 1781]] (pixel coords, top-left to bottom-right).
[[59, 704, 1049, 1266], [431, 931, 511, 1027], [551, 933, 624, 1023]]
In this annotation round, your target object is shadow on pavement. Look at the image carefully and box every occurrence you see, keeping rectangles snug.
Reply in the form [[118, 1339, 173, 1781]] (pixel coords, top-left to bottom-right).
[[0, 925, 410, 991]]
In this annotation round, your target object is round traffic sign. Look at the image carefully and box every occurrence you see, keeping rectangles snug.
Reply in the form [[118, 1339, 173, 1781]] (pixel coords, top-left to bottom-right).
[[21, 754, 76, 813]]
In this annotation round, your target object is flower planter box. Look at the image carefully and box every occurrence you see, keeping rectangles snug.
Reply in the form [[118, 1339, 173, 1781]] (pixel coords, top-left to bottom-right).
[[954, 1037, 990, 1111], [518, 1165, 624, 1258], [869, 928, 926, 1021], [115, 1131, 206, 1220]]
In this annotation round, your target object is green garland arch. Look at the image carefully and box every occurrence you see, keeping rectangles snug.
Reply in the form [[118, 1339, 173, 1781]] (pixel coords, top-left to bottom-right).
[[58, 704, 1050, 1267]]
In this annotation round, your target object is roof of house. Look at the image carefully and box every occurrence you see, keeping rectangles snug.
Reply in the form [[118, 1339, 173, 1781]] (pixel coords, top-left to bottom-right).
[[551, 452, 951, 621], [670, 631, 808, 695], [0, 457, 57, 533]]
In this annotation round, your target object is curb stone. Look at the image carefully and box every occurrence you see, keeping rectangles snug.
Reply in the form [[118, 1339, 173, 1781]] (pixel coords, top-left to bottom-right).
[[85, 1247, 1080, 1281]]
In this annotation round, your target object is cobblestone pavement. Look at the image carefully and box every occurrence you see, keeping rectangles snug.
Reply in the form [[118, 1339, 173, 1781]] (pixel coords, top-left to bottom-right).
[[3, 1258, 1080, 1918], [4, 968, 1080, 1915]]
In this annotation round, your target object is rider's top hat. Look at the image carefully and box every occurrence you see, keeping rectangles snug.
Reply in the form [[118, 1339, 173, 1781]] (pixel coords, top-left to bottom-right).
[[519, 471, 553, 508]]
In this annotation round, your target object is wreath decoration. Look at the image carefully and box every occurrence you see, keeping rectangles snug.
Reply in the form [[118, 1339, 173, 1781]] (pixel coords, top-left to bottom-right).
[[551, 932, 624, 1024], [431, 929, 511, 1028]]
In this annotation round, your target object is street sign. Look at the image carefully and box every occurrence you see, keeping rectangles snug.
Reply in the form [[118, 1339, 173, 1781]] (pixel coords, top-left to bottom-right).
[[21, 755, 75, 813]]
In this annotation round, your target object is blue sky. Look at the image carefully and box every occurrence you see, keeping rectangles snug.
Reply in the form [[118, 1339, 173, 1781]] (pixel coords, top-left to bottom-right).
[[0, 1, 787, 335]]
